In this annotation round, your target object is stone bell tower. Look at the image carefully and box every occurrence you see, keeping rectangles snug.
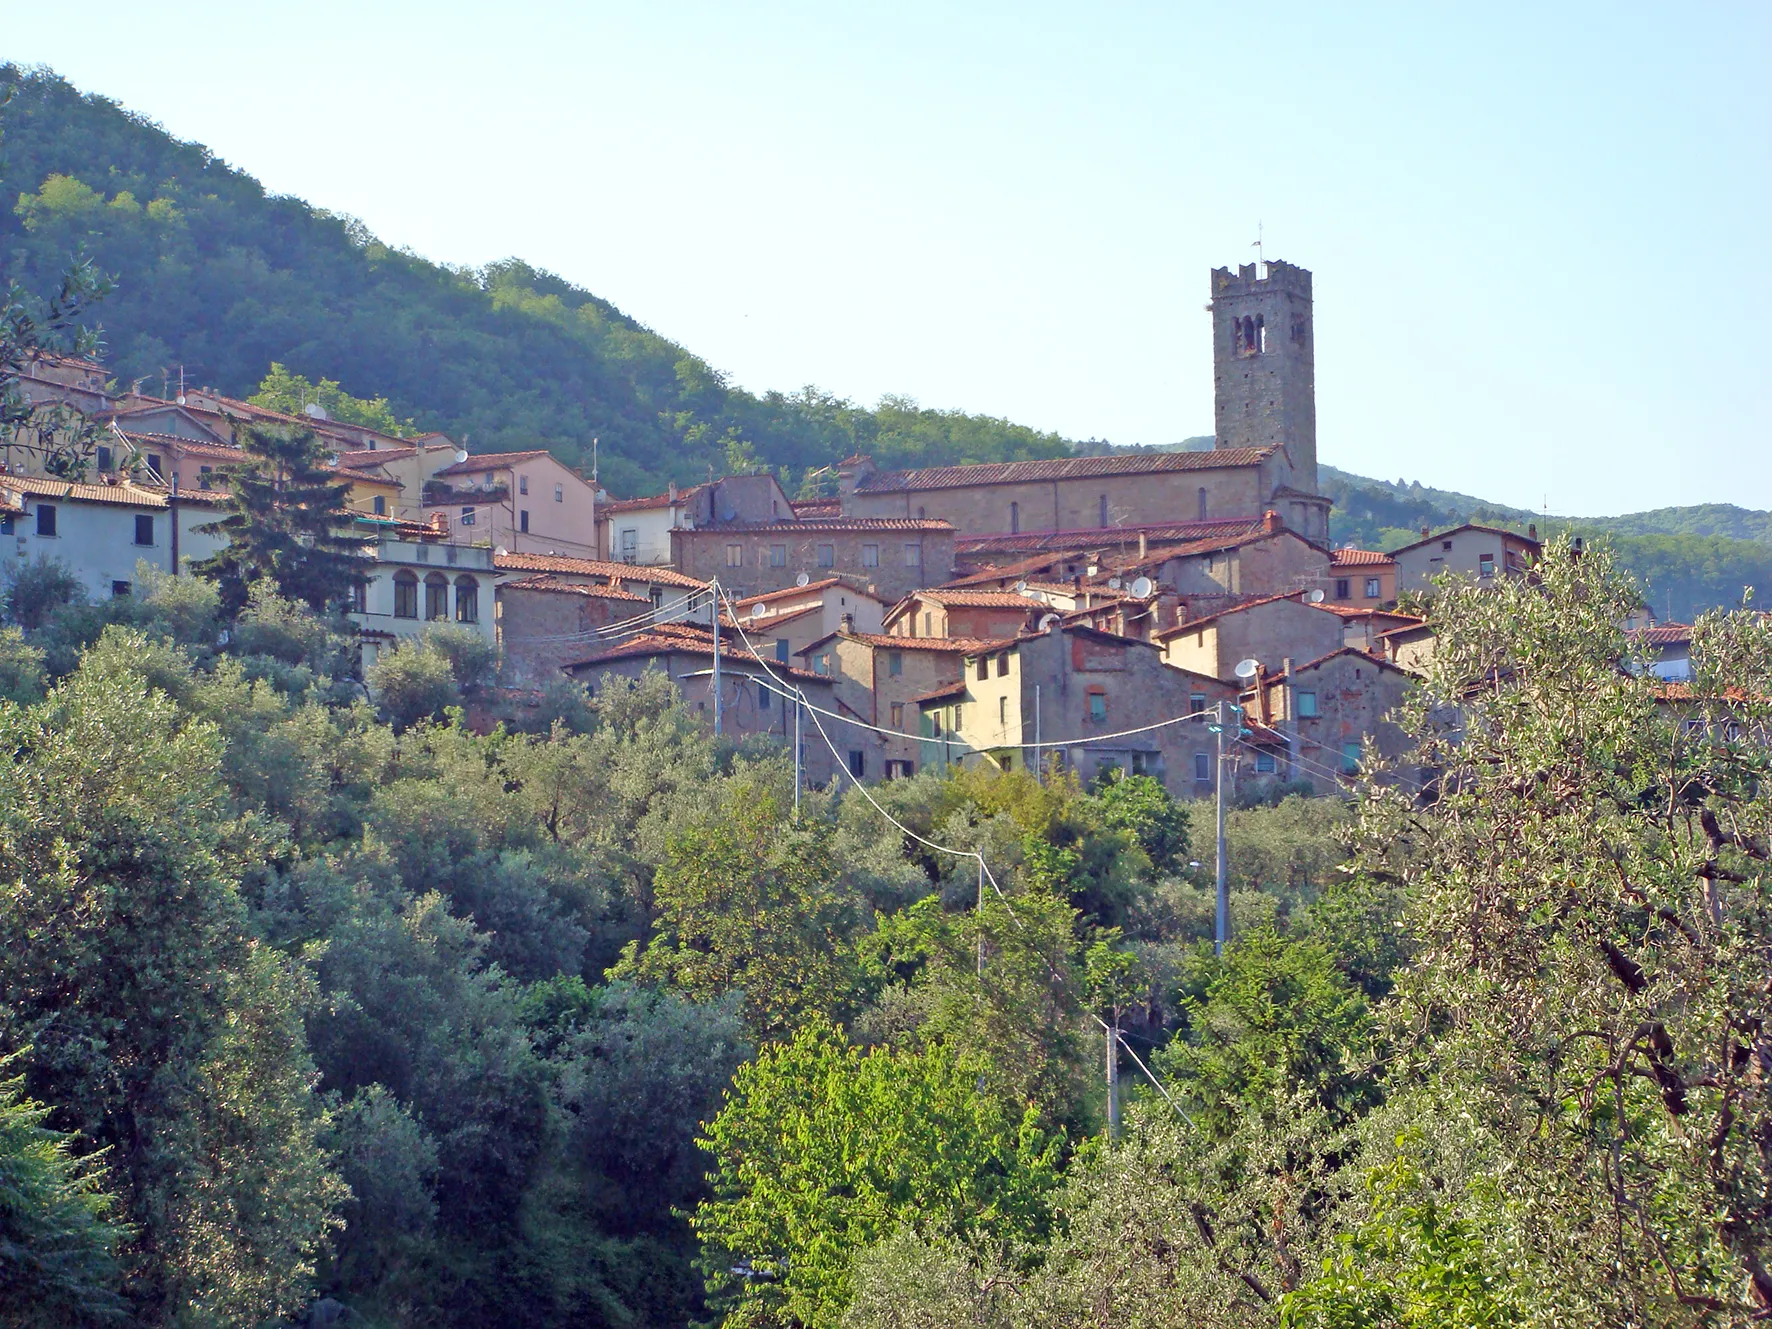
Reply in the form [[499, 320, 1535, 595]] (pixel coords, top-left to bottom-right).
[[1209, 258, 1318, 496]]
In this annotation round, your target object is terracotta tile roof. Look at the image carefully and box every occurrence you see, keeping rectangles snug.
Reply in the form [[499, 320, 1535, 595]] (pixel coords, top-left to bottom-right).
[[0, 474, 228, 508], [790, 499, 842, 518], [956, 516, 1269, 556], [1632, 623, 1693, 647], [331, 465, 401, 487], [434, 450, 552, 476], [942, 553, 1075, 586], [1329, 547, 1394, 567], [1316, 605, 1423, 624], [734, 577, 844, 606], [1285, 645, 1415, 678], [913, 680, 969, 704], [1388, 524, 1542, 556], [335, 447, 419, 466], [601, 484, 703, 513], [564, 622, 827, 682], [112, 432, 245, 463], [500, 574, 649, 603], [685, 518, 953, 533], [492, 551, 708, 588], [725, 602, 824, 632], [910, 589, 1046, 609], [833, 632, 1006, 654], [1154, 590, 1314, 638], [853, 448, 1275, 494]]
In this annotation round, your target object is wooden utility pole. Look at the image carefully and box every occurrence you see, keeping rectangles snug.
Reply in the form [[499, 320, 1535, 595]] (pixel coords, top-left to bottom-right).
[[1215, 699, 1229, 957]]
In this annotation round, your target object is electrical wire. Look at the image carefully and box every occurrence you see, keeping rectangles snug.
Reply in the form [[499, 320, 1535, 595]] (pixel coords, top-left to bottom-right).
[[713, 581, 1191, 1125]]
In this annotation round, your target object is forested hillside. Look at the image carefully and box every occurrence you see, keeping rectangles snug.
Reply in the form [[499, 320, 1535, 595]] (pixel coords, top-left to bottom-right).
[[1322, 466, 1772, 621], [5, 63, 1767, 617], [0, 66, 1069, 499]]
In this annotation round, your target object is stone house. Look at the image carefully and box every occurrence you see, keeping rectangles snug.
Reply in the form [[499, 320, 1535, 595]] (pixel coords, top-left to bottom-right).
[[1375, 620, 1439, 674], [1390, 524, 1541, 596], [838, 446, 1326, 543], [599, 474, 794, 565], [798, 630, 1002, 780], [1156, 591, 1346, 683], [1324, 548, 1396, 607], [422, 450, 601, 562], [1240, 647, 1416, 791], [670, 518, 955, 603], [1113, 519, 1330, 600], [914, 623, 1237, 797], [1321, 605, 1427, 655], [882, 587, 1049, 641], [561, 623, 853, 786], [497, 576, 658, 686], [1631, 622, 1693, 681], [728, 578, 890, 666]]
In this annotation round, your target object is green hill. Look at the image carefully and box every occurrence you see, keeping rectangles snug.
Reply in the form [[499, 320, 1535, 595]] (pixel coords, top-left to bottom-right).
[[4, 64, 1767, 620], [0, 65, 1070, 499]]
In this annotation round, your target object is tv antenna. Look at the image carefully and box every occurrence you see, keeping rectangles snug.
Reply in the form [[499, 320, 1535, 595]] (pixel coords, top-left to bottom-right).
[[1252, 221, 1264, 275]]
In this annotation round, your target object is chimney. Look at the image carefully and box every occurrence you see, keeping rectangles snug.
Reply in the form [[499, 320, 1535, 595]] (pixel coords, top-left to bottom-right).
[[1420, 526, 1430, 538], [840, 612, 855, 634], [1528, 523, 1537, 540], [1263, 508, 1283, 534], [1137, 530, 1148, 560], [668, 480, 678, 503]]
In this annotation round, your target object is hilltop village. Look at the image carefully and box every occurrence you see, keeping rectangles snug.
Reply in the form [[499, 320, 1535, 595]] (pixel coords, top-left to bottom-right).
[[5, 259, 1665, 795]]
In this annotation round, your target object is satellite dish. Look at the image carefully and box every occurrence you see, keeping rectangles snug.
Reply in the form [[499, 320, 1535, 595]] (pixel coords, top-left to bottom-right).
[[1013, 580, 1029, 594], [1234, 658, 1260, 681], [1308, 589, 1325, 603], [454, 449, 469, 464], [751, 603, 766, 620], [303, 403, 329, 420], [1039, 613, 1062, 634], [494, 545, 508, 556], [795, 572, 810, 587], [1130, 576, 1154, 599], [1107, 576, 1123, 590]]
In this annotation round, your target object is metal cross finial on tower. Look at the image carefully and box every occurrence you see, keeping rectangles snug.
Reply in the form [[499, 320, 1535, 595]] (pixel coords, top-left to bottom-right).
[[1252, 221, 1264, 276]]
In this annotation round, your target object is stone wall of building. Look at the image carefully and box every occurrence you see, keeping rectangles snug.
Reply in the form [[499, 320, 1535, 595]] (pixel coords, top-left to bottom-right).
[[1211, 259, 1317, 493], [672, 521, 954, 602]]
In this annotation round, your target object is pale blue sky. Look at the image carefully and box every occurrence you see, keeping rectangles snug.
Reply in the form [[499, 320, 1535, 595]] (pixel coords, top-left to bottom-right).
[[7, 2, 1768, 515]]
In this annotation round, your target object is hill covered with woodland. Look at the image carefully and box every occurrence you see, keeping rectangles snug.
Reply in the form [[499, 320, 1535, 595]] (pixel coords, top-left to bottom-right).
[[3, 63, 1769, 620]]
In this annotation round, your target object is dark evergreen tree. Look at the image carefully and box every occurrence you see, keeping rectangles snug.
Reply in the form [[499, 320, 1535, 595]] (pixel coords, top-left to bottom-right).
[[193, 424, 364, 614]]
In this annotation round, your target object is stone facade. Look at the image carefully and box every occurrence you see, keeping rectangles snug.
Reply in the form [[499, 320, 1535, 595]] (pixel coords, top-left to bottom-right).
[[1245, 647, 1416, 793], [670, 519, 954, 603], [497, 577, 654, 686], [729, 579, 889, 668], [1324, 548, 1397, 607], [1211, 260, 1319, 500], [883, 588, 1048, 640], [838, 450, 1327, 542], [1157, 593, 1347, 682], [561, 626, 856, 787], [916, 625, 1237, 797], [801, 632, 994, 779], [1137, 526, 1331, 599], [1391, 524, 1542, 596]]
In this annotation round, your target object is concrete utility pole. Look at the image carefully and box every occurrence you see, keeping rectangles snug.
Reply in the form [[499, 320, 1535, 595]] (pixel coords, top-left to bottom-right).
[[976, 859, 986, 977], [793, 689, 802, 817], [711, 579, 722, 738], [1106, 1023, 1121, 1141], [1215, 698, 1229, 958]]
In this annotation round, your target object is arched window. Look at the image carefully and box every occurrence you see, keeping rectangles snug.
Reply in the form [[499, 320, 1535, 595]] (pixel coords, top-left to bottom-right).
[[425, 573, 449, 621], [393, 571, 418, 619], [1010, 501, 1020, 533], [1240, 315, 1255, 353], [454, 575, 480, 624]]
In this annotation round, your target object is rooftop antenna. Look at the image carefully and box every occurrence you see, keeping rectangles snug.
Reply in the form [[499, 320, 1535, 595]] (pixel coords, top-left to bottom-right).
[[1252, 221, 1265, 276], [590, 436, 599, 484]]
